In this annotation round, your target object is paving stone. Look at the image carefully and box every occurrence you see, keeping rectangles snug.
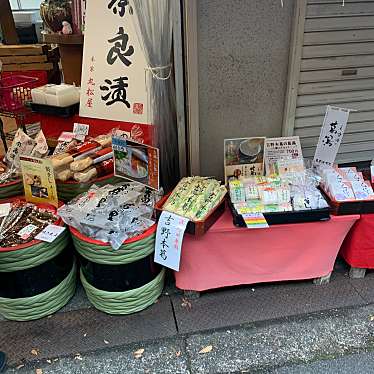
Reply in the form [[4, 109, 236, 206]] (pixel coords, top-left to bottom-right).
[[6, 338, 189, 374], [172, 273, 366, 334], [185, 305, 374, 373], [1, 296, 177, 368], [349, 270, 374, 303]]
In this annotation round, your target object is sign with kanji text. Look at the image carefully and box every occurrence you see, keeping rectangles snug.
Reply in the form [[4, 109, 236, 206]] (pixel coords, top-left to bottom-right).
[[20, 156, 58, 207], [264, 136, 303, 175], [224, 137, 265, 184], [35, 225, 66, 243], [313, 106, 350, 167], [154, 211, 189, 271], [79, 0, 150, 124]]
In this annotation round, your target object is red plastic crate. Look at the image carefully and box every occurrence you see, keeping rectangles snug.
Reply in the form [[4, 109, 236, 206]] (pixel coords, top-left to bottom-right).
[[0, 75, 39, 112]]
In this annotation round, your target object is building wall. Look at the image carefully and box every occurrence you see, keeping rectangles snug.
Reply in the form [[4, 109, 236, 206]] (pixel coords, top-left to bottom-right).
[[197, 0, 295, 179]]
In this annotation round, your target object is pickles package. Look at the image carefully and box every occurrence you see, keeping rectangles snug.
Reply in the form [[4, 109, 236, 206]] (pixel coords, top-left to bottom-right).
[[163, 177, 227, 221]]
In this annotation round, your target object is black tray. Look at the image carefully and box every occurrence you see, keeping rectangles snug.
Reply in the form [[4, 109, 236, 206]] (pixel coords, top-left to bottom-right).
[[228, 200, 330, 227], [30, 102, 79, 118]]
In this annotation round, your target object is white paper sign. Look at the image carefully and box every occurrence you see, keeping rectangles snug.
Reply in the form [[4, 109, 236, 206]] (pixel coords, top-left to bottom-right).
[[79, 0, 150, 124], [313, 106, 350, 167], [73, 123, 90, 141], [264, 136, 303, 175], [154, 211, 189, 271], [0, 203, 11, 217], [35, 224, 66, 243]]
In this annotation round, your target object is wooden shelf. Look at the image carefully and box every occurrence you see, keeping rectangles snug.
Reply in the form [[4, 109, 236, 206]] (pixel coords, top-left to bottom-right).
[[42, 33, 84, 45]]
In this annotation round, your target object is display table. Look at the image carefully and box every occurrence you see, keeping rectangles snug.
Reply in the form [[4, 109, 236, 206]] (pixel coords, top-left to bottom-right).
[[340, 213, 374, 277], [175, 211, 359, 292]]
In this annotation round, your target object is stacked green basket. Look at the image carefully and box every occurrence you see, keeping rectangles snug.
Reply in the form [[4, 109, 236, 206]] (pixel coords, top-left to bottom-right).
[[0, 222, 76, 321], [71, 225, 165, 315]]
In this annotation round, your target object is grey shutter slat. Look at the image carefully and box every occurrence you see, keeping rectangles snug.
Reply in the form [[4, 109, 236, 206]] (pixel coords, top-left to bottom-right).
[[296, 100, 374, 117], [301, 55, 374, 71], [297, 90, 374, 106], [299, 78, 374, 95], [301, 131, 374, 147], [308, 0, 374, 5], [304, 29, 374, 45], [306, 3, 374, 17], [295, 121, 374, 137], [300, 67, 374, 83], [303, 42, 374, 58], [295, 111, 374, 128], [305, 16, 374, 32]]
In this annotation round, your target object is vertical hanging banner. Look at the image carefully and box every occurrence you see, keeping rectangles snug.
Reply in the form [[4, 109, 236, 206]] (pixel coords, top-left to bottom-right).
[[154, 211, 189, 271], [20, 156, 58, 207], [313, 106, 351, 167], [79, 0, 150, 124]]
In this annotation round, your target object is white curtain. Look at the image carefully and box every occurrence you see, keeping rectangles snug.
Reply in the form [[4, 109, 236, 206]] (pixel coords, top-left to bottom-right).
[[131, 0, 179, 191]]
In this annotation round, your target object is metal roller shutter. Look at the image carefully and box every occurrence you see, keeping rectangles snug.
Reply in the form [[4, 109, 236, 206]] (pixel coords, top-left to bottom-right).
[[283, 0, 374, 163]]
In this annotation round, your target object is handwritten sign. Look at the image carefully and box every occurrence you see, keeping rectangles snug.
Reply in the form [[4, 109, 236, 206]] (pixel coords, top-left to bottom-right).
[[264, 136, 303, 175], [154, 211, 189, 271], [242, 213, 269, 229], [73, 123, 90, 141], [20, 156, 58, 208], [313, 106, 350, 167], [79, 0, 150, 124], [35, 225, 66, 243]]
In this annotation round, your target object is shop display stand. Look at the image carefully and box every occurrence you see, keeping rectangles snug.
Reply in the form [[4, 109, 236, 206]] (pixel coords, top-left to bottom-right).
[[174, 210, 359, 294]]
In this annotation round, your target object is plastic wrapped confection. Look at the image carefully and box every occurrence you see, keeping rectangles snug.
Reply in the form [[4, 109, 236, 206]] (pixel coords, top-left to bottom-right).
[[58, 182, 161, 249]]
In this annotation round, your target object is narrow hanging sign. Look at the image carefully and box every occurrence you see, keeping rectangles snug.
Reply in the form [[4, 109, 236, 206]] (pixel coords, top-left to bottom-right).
[[154, 211, 189, 271], [313, 106, 351, 167]]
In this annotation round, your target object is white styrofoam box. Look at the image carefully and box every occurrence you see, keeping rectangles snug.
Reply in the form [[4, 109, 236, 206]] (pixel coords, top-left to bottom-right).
[[32, 84, 80, 107]]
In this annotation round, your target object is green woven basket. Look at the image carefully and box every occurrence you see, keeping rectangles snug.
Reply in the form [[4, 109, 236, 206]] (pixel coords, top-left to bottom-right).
[[57, 174, 123, 202], [0, 180, 23, 200], [0, 224, 77, 321], [71, 225, 165, 315]]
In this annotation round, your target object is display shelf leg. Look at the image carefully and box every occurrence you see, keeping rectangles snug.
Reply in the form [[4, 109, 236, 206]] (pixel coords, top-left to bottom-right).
[[183, 290, 200, 299], [349, 267, 366, 279], [313, 272, 331, 285]]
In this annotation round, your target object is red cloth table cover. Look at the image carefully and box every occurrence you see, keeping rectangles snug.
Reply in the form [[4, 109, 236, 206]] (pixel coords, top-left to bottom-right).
[[174, 211, 359, 291], [340, 213, 374, 269]]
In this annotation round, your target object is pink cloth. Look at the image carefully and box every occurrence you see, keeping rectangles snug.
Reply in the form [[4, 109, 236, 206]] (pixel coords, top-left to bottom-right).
[[174, 211, 359, 291]]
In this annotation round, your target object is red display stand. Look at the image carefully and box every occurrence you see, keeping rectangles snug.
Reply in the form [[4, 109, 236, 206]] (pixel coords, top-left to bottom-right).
[[174, 211, 359, 292], [340, 213, 374, 270]]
